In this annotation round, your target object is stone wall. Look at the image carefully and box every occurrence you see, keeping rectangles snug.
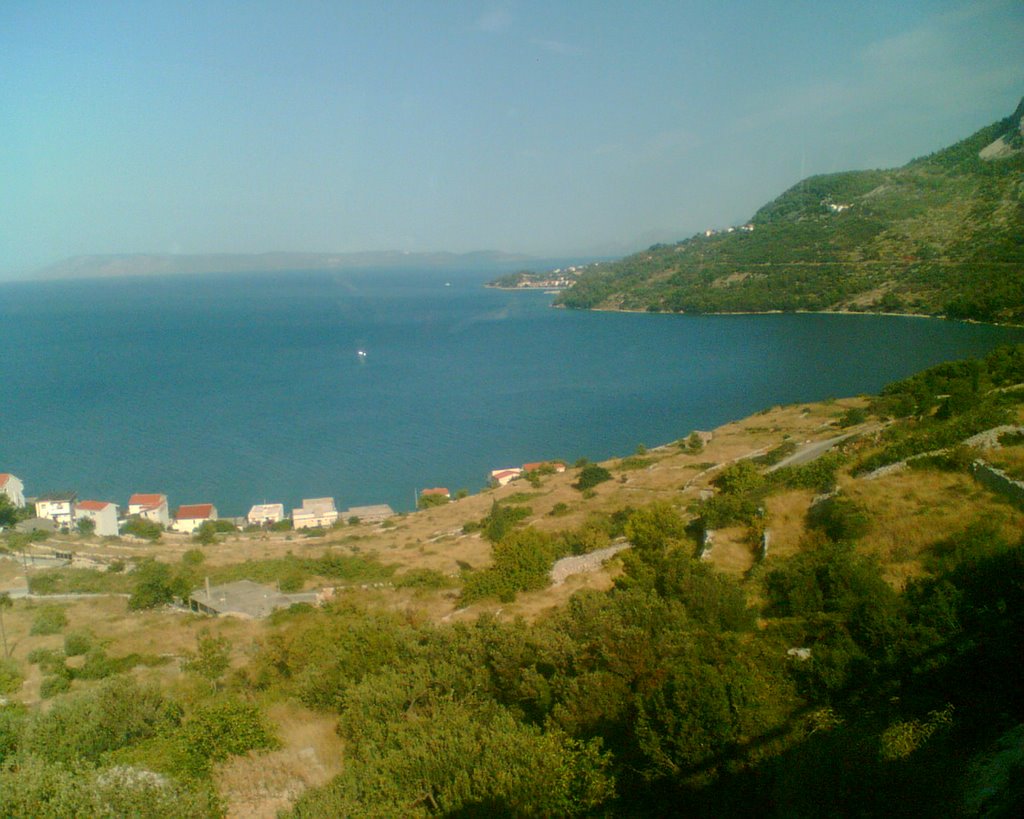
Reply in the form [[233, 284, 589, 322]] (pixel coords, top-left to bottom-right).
[[970, 459, 1024, 508]]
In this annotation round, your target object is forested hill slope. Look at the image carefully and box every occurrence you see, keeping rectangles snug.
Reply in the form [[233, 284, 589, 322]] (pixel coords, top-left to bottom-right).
[[557, 97, 1024, 323]]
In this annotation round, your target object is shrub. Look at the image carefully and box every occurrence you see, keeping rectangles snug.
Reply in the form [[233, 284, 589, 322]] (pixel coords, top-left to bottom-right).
[[30, 605, 68, 635], [27, 647, 63, 669], [839, 406, 869, 427], [997, 429, 1024, 447], [417, 493, 449, 509], [123, 516, 163, 542], [0, 658, 24, 695], [181, 549, 205, 566], [63, 630, 93, 657], [394, 568, 454, 590], [39, 674, 71, 699], [574, 464, 612, 491], [806, 496, 871, 542], [175, 697, 278, 778], [549, 502, 570, 517]]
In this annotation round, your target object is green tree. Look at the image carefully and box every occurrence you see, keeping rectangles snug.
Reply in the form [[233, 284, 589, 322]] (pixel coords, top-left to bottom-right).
[[625, 502, 689, 556], [128, 560, 189, 610], [175, 697, 278, 778], [0, 494, 20, 528], [685, 431, 705, 454], [76, 517, 96, 536], [0, 592, 11, 659], [182, 630, 230, 692], [193, 521, 218, 545], [574, 464, 612, 491]]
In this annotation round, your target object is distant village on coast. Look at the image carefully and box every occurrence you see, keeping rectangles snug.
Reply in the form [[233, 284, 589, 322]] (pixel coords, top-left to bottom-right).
[[0, 460, 568, 539]]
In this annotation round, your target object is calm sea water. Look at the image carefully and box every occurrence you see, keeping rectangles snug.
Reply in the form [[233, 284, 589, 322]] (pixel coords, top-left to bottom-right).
[[2, 269, 1023, 516]]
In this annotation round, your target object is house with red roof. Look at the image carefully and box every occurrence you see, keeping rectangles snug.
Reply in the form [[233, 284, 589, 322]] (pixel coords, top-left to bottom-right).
[[420, 487, 451, 499], [0, 473, 25, 508], [489, 468, 523, 487], [75, 500, 119, 537], [172, 503, 218, 534], [128, 493, 170, 527]]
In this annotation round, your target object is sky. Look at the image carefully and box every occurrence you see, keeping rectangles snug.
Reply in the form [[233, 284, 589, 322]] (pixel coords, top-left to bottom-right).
[[2, 0, 1022, 276]]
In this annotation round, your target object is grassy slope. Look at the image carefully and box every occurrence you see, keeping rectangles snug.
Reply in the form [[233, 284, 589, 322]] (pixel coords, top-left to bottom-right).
[[558, 101, 1024, 322], [5, 349, 1024, 814]]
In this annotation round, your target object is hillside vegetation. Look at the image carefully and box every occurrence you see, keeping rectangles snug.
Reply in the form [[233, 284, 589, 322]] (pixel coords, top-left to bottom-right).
[[558, 98, 1024, 323], [3, 346, 1024, 815]]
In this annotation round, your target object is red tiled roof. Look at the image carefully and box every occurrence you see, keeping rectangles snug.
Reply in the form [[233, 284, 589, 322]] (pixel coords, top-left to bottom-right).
[[420, 487, 450, 496], [177, 503, 214, 519], [0, 473, 11, 487], [129, 493, 165, 507], [77, 500, 113, 511]]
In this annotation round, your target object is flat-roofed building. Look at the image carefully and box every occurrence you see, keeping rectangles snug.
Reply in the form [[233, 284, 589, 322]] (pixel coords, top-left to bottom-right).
[[247, 502, 285, 526], [292, 497, 338, 529], [35, 492, 76, 528], [344, 504, 396, 524], [188, 579, 317, 619]]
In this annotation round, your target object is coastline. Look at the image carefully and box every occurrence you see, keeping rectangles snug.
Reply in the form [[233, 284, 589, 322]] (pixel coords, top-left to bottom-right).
[[550, 299, 1024, 329]]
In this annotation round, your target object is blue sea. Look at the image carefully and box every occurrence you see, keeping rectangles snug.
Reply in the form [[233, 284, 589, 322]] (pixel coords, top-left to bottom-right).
[[2, 268, 1023, 516]]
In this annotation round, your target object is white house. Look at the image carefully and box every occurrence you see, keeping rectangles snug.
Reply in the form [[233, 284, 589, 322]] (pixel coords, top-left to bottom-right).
[[173, 503, 218, 533], [490, 468, 523, 487], [35, 492, 77, 528], [247, 503, 285, 526], [128, 493, 170, 527], [75, 500, 119, 537], [0, 473, 26, 507], [292, 497, 338, 529]]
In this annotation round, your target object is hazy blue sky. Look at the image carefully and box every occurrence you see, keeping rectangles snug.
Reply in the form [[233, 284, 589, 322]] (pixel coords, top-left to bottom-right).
[[2, 1, 1022, 275]]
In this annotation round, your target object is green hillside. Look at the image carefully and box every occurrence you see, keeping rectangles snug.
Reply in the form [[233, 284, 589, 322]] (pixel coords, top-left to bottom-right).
[[558, 98, 1024, 322]]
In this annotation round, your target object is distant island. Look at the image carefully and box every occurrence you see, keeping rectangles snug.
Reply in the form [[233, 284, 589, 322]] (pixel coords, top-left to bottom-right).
[[33, 249, 534, 281], [553, 97, 1024, 324]]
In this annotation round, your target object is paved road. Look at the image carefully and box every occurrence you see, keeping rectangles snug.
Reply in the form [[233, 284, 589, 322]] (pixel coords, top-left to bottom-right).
[[768, 432, 858, 472]]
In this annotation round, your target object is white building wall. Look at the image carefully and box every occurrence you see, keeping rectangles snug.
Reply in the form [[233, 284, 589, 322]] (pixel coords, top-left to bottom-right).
[[35, 499, 75, 527], [129, 499, 170, 528], [0, 475, 26, 507], [76, 504, 119, 537]]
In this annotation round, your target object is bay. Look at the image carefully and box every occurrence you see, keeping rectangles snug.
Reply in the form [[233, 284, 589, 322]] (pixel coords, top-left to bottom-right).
[[2, 268, 1023, 516]]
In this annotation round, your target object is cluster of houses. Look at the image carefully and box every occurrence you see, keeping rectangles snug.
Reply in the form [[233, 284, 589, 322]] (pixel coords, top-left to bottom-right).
[[1, 458, 571, 542], [489, 460, 567, 487], [703, 223, 756, 238], [0, 472, 397, 538]]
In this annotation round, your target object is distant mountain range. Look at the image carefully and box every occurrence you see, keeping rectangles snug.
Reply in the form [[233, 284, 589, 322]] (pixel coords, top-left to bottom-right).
[[557, 97, 1024, 323], [34, 250, 534, 281]]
